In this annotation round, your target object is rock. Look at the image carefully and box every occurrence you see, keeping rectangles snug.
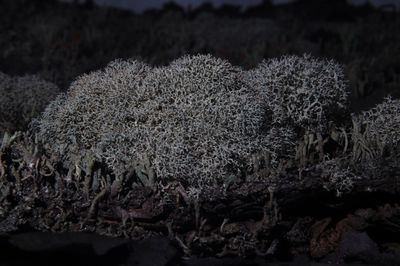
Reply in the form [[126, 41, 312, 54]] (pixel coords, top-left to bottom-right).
[[183, 257, 252, 266], [331, 230, 400, 265], [337, 230, 379, 263], [124, 237, 180, 266], [8, 232, 130, 256], [2, 233, 180, 266]]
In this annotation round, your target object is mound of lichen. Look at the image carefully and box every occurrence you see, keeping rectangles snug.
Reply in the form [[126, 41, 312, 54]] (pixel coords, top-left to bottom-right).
[[33, 54, 355, 199], [0, 72, 60, 136], [246, 54, 349, 134]]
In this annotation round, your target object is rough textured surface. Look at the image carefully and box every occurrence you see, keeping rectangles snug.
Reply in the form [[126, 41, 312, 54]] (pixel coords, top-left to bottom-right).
[[246, 54, 349, 134], [36, 55, 331, 197], [352, 97, 400, 161], [0, 72, 60, 135], [33, 59, 151, 168], [350, 97, 400, 180], [32, 54, 400, 200]]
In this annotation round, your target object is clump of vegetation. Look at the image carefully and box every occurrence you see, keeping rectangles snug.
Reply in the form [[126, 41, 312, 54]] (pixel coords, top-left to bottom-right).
[[350, 97, 400, 177], [318, 158, 361, 196], [246, 54, 349, 135], [352, 97, 400, 159], [35, 55, 269, 196], [97, 55, 270, 193], [34, 59, 151, 166], [34, 54, 355, 198], [0, 72, 60, 136]]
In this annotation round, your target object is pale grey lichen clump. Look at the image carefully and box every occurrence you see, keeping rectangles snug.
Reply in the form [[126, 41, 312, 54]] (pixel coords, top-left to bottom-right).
[[351, 97, 400, 178], [99, 55, 270, 189], [36, 59, 150, 165], [352, 97, 400, 159], [316, 97, 400, 196], [0, 72, 60, 135], [318, 158, 361, 196], [35, 54, 352, 195], [36, 55, 273, 192], [246, 54, 349, 134]]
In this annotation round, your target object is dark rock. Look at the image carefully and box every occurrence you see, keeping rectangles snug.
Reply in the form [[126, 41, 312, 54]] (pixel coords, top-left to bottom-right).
[[8, 232, 130, 256], [331, 230, 400, 265], [337, 230, 379, 263], [1, 233, 180, 266], [183, 257, 252, 266], [124, 237, 180, 266]]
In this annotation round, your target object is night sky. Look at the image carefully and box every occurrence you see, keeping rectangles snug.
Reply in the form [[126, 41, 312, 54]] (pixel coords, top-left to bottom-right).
[[60, 0, 400, 12], [88, 0, 287, 11]]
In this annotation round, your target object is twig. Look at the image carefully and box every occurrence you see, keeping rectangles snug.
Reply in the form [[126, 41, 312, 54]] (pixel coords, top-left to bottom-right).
[[87, 177, 109, 220]]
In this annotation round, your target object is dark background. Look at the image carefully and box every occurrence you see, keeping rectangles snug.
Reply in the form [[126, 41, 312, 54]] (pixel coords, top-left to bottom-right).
[[61, 0, 400, 12], [0, 0, 399, 123]]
